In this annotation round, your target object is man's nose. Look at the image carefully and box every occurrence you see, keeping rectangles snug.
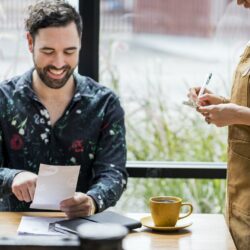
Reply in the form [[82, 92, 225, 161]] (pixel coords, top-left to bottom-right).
[[52, 53, 66, 69]]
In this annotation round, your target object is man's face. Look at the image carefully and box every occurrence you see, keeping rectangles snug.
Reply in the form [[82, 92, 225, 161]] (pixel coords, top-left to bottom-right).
[[237, 0, 250, 8], [27, 22, 81, 89]]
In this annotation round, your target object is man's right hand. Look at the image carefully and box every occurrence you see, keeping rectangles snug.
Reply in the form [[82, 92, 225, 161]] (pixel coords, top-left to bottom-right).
[[11, 172, 37, 202]]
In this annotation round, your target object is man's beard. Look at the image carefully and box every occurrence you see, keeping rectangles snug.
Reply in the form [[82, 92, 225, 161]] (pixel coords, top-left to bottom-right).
[[34, 63, 75, 89]]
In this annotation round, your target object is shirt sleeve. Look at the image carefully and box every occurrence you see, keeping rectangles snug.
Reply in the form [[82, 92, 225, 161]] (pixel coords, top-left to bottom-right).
[[0, 128, 24, 198], [86, 94, 128, 212]]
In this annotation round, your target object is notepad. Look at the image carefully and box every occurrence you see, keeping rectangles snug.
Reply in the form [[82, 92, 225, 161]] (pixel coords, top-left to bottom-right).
[[51, 211, 142, 234]]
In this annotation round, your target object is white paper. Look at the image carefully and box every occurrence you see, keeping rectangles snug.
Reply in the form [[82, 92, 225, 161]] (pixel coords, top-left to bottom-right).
[[30, 164, 80, 210], [17, 216, 65, 236]]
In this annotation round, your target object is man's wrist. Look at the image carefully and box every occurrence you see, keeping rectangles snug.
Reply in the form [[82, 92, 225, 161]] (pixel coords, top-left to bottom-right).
[[89, 196, 97, 215]]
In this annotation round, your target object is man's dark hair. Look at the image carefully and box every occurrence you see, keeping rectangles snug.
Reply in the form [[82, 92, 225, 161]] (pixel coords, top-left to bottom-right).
[[25, 0, 82, 39]]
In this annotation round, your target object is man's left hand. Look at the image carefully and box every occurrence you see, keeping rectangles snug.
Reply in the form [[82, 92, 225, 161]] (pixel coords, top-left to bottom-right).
[[60, 192, 96, 218]]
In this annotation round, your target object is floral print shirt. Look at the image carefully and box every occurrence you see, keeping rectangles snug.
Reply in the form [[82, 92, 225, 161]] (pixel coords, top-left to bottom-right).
[[0, 68, 127, 212]]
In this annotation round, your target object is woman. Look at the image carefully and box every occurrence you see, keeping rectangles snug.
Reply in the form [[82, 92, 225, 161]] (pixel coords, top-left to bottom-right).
[[188, 1, 250, 249]]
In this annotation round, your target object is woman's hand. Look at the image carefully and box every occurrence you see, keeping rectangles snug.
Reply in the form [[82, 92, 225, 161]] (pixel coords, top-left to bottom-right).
[[188, 87, 225, 106], [198, 103, 240, 127]]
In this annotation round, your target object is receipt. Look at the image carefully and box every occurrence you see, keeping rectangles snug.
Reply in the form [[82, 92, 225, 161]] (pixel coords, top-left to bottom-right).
[[30, 164, 80, 210]]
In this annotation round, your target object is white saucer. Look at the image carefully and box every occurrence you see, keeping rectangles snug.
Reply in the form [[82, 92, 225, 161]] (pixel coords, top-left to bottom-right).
[[141, 216, 192, 231]]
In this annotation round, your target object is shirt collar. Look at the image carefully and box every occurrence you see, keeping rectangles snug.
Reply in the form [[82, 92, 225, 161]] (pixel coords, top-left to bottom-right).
[[15, 68, 37, 100], [72, 72, 98, 100], [15, 68, 91, 102]]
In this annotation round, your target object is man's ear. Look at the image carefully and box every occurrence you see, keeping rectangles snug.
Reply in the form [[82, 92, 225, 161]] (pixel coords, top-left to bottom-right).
[[26, 32, 34, 52]]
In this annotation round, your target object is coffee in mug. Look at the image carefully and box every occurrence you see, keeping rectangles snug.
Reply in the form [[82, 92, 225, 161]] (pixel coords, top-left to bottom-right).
[[149, 196, 193, 227]]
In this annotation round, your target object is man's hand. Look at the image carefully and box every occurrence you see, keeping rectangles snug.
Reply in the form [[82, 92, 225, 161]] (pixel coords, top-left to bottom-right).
[[198, 103, 241, 127], [60, 192, 96, 219], [12, 171, 37, 202]]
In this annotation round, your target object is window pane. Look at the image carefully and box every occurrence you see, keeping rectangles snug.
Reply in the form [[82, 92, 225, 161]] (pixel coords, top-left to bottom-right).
[[100, 0, 250, 162]]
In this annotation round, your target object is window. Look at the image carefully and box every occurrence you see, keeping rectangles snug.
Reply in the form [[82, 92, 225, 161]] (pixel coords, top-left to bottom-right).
[[99, 0, 250, 213], [99, 0, 250, 163]]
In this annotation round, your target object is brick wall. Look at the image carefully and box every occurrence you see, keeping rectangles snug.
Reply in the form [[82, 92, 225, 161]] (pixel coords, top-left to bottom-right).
[[133, 0, 230, 37]]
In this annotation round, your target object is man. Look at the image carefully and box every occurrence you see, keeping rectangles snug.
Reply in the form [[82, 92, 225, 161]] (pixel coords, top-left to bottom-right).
[[0, 0, 127, 218], [188, 1, 250, 249]]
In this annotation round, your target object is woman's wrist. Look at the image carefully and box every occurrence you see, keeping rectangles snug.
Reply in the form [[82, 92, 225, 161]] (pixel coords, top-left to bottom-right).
[[220, 96, 230, 104], [235, 105, 250, 125]]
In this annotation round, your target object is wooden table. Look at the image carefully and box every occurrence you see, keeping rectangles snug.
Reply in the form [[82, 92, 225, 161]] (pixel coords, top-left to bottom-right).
[[0, 212, 236, 250]]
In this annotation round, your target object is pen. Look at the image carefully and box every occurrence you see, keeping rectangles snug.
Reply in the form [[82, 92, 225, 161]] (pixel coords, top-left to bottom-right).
[[198, 73, 212, 98]]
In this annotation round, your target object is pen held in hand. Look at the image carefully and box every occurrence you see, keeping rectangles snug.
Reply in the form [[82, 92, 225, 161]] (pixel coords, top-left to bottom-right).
[[183, 73, 212, 109], [197, 73, 212, 98]]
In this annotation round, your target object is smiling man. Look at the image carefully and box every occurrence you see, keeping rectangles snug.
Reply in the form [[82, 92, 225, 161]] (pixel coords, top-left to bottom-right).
[[0, 0, 127, 218]]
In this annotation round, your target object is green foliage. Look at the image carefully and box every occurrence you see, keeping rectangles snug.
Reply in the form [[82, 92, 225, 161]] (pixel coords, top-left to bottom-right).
[[126, 99, 227, 162], [116, 178, 226, 213], [115, 92, 227, 213]]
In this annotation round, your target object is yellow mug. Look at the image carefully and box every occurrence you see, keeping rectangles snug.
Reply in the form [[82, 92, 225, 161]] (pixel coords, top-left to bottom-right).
[[149, 196, 193, 227]]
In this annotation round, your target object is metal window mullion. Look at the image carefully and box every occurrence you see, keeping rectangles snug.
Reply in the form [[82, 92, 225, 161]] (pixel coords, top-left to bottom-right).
[[78, 0, 100, 81]]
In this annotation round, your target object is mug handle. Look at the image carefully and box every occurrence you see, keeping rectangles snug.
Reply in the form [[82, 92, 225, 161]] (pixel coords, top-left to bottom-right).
[[178, 203, 193, 220]]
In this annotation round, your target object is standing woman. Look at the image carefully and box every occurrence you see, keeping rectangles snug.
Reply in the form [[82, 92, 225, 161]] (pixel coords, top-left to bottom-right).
[[188, 1, 250, 249]]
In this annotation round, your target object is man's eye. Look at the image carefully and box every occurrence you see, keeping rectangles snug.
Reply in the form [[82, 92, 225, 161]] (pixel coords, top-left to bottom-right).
[[65, 50, 75, 55], [43, 50, 54, 55]]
